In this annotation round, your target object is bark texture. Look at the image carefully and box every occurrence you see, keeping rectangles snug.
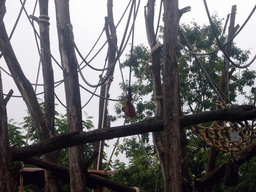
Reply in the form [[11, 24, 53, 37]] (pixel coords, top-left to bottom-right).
[[145, 0, 167, 187], [93, 2, 117, 187], [54, 1, 85, 191], [0, 73, 19, 191], [162, 0, 182, 191], [38, 0, 62, 191], [11, 105, 256, 160]]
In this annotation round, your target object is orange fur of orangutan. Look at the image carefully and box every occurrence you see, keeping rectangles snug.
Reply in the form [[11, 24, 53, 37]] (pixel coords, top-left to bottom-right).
[[122, 87, 136, 119], [122, 100, 136, 119]]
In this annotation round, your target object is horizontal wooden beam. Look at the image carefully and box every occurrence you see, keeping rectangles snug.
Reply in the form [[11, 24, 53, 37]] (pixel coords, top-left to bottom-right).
[[11, 105, 256, 160]]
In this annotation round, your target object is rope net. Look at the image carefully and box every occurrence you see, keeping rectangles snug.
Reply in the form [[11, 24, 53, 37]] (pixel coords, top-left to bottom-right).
[[189, 121, 255, 152], [189, 101, 255, 152]]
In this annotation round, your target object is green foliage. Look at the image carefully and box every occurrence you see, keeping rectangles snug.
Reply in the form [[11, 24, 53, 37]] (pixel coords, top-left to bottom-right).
[[214, 157, 256, 192], [114, 17, 255, 119], [8, 119, 26, 147], [7, 13, 256, 191], [179, 18, 256, 112], [23, 184, 43, 192], [8, 105, 95, 188], [112, 14, 256, 191], [111, 136, 164, 192], [113, 45, 155, 123]]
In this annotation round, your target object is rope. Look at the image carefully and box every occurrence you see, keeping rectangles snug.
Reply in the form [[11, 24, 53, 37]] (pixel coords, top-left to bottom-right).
[[104, 3, 142, 163], [38, 15, 50, 25], [104, 24, 136, 171], [178, 13, 228, 57], [180, 3, 256, 59], [203, 0, 256, 69], [190, 101, 255, 153], [80, 48, 127, 109], [179, 30, 231, 106], [155, 0, 163, 39], [3, 80, 64, 98], [104, 123, 123, 172], [18, 0, 63, 70], [133, 43, 161, 101], [54, 93, 67, 108], [238, 160, 249, 176], [75, 43, 115, 72], [119, 0, 141, 57], [79, 28, 106, 69], [75, 0, 138, 88], [79, 0, 132, 70], [0, 0, 27, 59], [81, 51, 109, 108], [128, 0, 136, 88], [104, 43, 161, 172]]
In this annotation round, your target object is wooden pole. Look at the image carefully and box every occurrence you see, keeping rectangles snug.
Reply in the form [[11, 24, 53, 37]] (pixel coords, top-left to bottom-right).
[[38, 0, 62, 191], [93, 2, 117, 191], [11, 105, 256, 160], [206, 5, 237, 192], [162, 0, 182, 191], [38, 0, 55, 139], [144, 0, 165, 185], [0, 71, 18, 191], [54, 0, 86, 191]]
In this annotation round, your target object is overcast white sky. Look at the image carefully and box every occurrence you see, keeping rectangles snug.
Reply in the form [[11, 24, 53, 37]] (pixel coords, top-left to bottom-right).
[[2, 0, 256, 129]]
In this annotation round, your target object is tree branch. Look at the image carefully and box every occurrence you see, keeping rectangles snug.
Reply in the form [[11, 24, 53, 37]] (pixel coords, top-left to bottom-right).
[[0, 21, 49, 141], [11, 105, 256, 160], [193, 138, 256, 191]]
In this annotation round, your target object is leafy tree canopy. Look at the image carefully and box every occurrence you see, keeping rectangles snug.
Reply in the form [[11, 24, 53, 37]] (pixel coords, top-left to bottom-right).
[[110, 15, 256, 191]]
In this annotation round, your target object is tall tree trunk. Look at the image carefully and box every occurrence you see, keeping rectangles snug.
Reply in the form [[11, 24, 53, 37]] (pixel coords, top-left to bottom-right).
[[39, 0, 55, 141], [1, 0, 61, 190], [54, 1, 85, 191], [0, 3, 19, 184], [205, 5, 237, 192], [145, 2, 191, 191], [144, 0, 165, 184], [162, 0, 182, 191], [38, 0, 62, 191], [0, 72, 19, 191], [93, 1, 117, 192]]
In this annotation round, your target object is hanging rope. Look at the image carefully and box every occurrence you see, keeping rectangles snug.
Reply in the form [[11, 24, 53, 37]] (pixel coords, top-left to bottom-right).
[[203, 0, 256, 69], [133, 43, 161, 101], [104, 43, 161, 172], [179, 30, 231, 106], [128, 0, 136, 88], [178, 13, 228, 57], [75, 0, 138, 88], [17, 0, 63, 70], [155, 0, 163, 38], [79, 0, 132, 69], [0, 0, 27, 59]]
